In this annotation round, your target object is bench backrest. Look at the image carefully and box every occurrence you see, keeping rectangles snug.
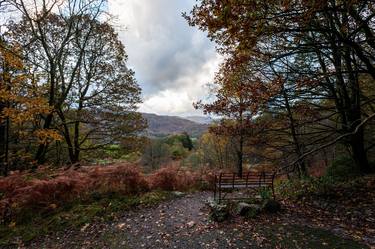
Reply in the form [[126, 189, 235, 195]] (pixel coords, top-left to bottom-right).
[[217, 171, 274, 187]]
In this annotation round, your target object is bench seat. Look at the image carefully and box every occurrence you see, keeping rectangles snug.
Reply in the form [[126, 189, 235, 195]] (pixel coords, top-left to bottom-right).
[[217, 183, 272, 189], [214, 171, 275, 202]]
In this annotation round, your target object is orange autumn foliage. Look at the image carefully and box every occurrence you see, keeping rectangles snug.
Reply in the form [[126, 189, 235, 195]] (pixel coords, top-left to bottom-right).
[[0, 164, 149, 221], [148, 164, 201, 191], [0, 41, 62, 147], [0, 163, 217, 222]]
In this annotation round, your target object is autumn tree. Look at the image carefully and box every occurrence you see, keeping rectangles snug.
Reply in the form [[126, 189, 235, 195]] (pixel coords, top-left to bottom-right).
[[195, 64, 270, 175], [165, 132, 194, 151], [141, 139, 172, 170], [51, 15, 145, 163], [4, 0, 108, 163], [4, 0, 145, 164], [186, 0, 375, 174], [196, 131, 237, 170], [0, 39, 60, 174]]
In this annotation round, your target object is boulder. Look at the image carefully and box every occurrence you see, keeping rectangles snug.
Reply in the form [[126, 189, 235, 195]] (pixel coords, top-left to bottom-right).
[[237, 202, 261, 218], [237, 202, 251, 215], [263, 199, 281, 213], [207, 200, 229, 222], [172, 191, 185, 198]]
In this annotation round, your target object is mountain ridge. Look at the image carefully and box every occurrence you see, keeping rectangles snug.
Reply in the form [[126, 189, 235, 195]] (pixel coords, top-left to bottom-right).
[[141, 113, 209, 137], [183, 115, 214, 124]]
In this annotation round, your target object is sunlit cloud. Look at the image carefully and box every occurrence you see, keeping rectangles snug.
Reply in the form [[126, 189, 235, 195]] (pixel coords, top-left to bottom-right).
[[140, 54, 222, 115], [108, 0, 221, 116]]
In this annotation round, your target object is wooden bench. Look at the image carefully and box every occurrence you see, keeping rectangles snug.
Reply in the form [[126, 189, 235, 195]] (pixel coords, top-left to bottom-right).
[[214, 171, 275, 202]]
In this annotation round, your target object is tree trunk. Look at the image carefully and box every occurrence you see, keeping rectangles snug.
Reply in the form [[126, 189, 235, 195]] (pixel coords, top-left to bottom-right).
[[342, 40, 372, 174], [349, 126, 372, 174], [283, 89, 307, 177], [237, 134, 243, 177], [35, 62, 57, 165], [72, 107, 82, 164], [4, 116, 9, 175], [72, 151, 80, 164], [34, 112, 54, 164], [0, 102, 6, 175], [236, 103, 244, 177], [72, 123, 80, 164]]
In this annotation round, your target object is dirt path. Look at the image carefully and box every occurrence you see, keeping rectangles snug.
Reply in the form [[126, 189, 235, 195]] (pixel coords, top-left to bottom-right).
[[26, 192, 370, 249]]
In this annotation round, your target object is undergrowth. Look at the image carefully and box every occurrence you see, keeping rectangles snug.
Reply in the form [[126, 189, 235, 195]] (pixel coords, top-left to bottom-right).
[[277, 157, 375, 201], [0, 190, 175, 246], [0, 163, 215, 246], [277, 174, 375, 202]]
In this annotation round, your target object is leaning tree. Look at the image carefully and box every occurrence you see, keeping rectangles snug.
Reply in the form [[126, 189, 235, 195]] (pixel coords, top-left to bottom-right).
[[186, 0, 375, 174]]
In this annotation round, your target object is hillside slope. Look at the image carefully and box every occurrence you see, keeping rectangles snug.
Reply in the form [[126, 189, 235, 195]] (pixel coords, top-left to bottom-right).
[[142, 113, 208, 137]]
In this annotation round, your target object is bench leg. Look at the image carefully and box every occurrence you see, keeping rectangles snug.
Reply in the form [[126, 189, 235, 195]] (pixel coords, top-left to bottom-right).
[[214, 184, 216, 200]]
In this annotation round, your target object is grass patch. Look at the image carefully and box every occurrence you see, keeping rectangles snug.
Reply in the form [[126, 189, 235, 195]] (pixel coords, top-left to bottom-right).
[[0, 191, 175, 246]]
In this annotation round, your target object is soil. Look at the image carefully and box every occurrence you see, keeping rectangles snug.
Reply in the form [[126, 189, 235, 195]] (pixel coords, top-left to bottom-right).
[[23, 192, 371, 249]]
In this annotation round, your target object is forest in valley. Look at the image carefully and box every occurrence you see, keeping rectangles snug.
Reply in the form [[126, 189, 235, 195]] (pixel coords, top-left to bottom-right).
[[0, 0, 375, 248]]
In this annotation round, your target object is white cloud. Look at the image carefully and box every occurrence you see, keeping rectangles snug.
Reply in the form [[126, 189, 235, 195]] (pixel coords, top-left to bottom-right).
[[140, 53, 222, 115], [108, 0, 221, 116]]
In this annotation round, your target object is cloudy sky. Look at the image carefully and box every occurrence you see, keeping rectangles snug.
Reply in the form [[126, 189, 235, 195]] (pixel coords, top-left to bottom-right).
[[108, 0, 221, 116]]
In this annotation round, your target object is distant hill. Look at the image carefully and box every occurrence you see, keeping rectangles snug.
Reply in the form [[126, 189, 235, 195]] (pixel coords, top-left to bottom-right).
[[142, 113, 208, 138], [183, 116, 214, 124]]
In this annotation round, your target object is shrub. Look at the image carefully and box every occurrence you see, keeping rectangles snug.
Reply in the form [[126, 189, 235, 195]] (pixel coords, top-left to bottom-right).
[[120, 151, 142, 163], [12, 176, 87, 208], [276, 173, 364, 202], [198, 168, 217, 190], [0, 163, 216, 224], [325, 156, 360, 181], [170, 143, 188, 160], [277, 177, 320, 200], [0, 172, 30, 195], [182, 152, 202, 169], [147, 165, 177, 191], [104, 144, 122, 159], [141, 140, 172, 169], [0, 163, 149, 222], [258, 187, 272, 200], [147, 164, 200, 191], [87, 164, 149, 195]]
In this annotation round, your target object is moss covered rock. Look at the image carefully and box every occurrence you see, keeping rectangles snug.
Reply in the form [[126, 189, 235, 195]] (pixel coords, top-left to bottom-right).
[[237, 202, 261, 218], [207, 200, 230, 222], [263, 199, 281, 213]]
